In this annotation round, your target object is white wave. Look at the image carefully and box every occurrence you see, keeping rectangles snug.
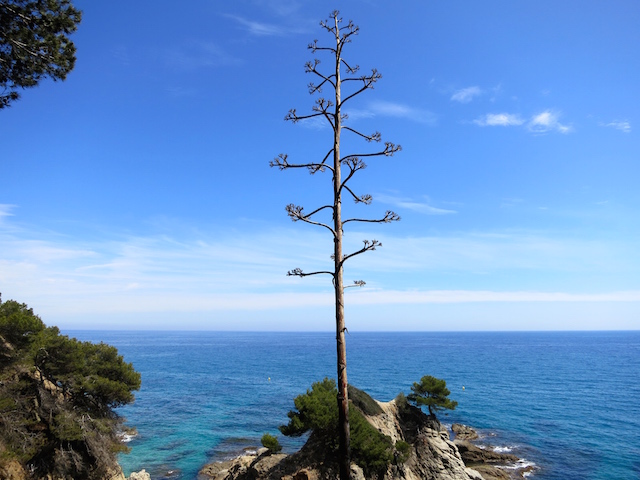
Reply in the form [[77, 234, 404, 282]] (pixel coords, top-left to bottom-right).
[[498, 459, 537, 471], [493, 445, 515, 453], [118, 431, 138, 443]]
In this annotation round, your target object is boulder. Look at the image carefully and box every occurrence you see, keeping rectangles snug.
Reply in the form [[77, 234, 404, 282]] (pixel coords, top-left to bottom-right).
[[451, 423, 479, 441]]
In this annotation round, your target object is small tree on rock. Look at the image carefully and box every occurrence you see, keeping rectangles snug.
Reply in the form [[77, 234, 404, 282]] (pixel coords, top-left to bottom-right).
[[408, 375, 458, 417]]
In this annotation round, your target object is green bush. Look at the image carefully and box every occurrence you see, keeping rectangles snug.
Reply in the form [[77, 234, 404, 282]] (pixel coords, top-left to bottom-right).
[[281, 378, 400, 476], [261, 433, 282, 453], [0, 296, 141, 479], [0, 299, 45, 352], [394, 440, 411, 464], [279, 377, 338, 438], [348, 384, 383, 416], [349, 407, 393, 476]]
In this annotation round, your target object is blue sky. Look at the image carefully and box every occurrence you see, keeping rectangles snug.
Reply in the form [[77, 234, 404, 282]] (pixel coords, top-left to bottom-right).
[[1, 1, 639, 330]]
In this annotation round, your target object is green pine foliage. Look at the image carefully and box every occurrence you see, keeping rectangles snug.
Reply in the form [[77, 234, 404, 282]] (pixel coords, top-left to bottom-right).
[[0, 296, 141, 479], [280, 378, 408, 476], [0, 0, 82, 108], [407, 375, 458, 416], [260, 433, 283, 453], [279, 377, 338, 439]]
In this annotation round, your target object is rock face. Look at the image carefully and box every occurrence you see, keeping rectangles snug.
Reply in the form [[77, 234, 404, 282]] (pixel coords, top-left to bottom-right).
[[200, 398, 484, 480]]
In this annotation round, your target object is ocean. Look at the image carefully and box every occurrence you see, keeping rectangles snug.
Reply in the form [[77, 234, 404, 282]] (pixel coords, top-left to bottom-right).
[[68, 331, 640, 480]]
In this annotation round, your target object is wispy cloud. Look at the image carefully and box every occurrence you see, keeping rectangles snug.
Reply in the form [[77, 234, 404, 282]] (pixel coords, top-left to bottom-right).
[[1, 213, 637, 328], [225, 14, 284, 37], [473, 110, 571, 134], [164, 41, 240, 70], [0, 204, 16, 228], [451, 86, 483, 103], [600, 120, 631, 133], [376, 194, 456, 215], [473, 113, 524, 127], [348, 289, 640, 305], [0, 204, 15, 218], [348, 101, 437, 125], [528, 110, 572, 134]]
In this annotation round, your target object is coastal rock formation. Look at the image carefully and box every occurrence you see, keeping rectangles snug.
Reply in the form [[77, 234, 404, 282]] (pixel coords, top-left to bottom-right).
[[451, 424, 479, 441], [200, 397, 485, 480], [451, 425, 532, 480]]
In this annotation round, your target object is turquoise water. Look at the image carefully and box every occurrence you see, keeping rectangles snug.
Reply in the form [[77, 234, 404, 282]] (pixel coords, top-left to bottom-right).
[[68, 331, 640, 480]]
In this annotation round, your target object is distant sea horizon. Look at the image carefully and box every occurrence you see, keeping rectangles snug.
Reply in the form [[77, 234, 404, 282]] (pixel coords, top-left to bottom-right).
[[68, 330, 640, 480]]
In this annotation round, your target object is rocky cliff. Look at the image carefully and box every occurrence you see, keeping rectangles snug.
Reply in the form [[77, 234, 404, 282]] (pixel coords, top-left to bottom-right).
[[199, 397, 519, 480]]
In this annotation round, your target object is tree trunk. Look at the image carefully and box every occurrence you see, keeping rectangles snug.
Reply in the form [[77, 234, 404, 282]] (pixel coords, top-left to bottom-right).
[[333, 20, 350, 480]]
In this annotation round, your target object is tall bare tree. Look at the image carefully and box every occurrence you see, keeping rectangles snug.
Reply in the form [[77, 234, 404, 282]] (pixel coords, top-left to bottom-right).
[[271, 11, 400, 479]]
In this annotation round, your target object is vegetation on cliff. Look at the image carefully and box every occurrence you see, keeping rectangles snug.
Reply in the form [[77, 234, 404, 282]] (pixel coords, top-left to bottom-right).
[[408, 375, 458, 416], [0, 296, 141, 479], [278, 378, 407, 477]]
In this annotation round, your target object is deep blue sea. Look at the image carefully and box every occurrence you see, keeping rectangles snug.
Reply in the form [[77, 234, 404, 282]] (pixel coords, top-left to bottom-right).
[[67, 331, 640, 480]]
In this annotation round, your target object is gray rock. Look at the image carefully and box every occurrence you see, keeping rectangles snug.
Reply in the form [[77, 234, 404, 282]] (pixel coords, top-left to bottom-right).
[[452, 423, 479, 441]]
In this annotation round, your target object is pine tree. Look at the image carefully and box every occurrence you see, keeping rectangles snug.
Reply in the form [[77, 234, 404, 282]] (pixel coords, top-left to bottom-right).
[[0, 0, 82, 108]]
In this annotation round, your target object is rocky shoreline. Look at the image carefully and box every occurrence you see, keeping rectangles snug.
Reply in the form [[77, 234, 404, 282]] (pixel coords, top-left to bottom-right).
[[450, 424, 534, 480], [198, 398, 534, 480]]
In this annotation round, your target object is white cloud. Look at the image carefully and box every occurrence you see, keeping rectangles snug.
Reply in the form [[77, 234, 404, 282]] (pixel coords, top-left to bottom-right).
[[473, 110, 572, 133], [600, 120, 631, 133], [348, 101, 437, 125], [376, 194, 456, 215], [473, 113, 524, 127], [225, 14, 283, 36], [348, 289, 640, 305], [451, 86, 483, 103], [1, 216, 638, 328], [0, 204, 15, 219], [528, 110, 572, 134]]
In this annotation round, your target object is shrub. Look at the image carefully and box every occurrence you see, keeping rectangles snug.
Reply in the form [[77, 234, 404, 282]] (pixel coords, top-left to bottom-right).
[[261, 433, 282, 453], [348, 384, 383, 416], [281, 379, 398, 476], [394, 440, 411, 464], [349, 407, 393, 476], [279, 378, 338, 438]]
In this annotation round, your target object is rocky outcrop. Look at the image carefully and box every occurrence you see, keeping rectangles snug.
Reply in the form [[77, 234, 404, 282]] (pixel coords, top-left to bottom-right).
[[200, 397, 484, 480], [451, 425, 533, 480], [451, 424, 478, 441]]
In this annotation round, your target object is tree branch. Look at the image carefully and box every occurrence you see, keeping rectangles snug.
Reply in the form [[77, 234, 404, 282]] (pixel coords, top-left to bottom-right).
[[342, 184, 372, 205], [342, 127, 381, 142], [342, 239, 382, 264], [285, 108, 324, 123], [341, 69, 382, 105], [270, 153, 336, 174], [344, 280, 366, 289], [343, 211, 401, 225], [340, 142, 402, 163], [288, 267, 334, 278], [286, 204, 337, 236]]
